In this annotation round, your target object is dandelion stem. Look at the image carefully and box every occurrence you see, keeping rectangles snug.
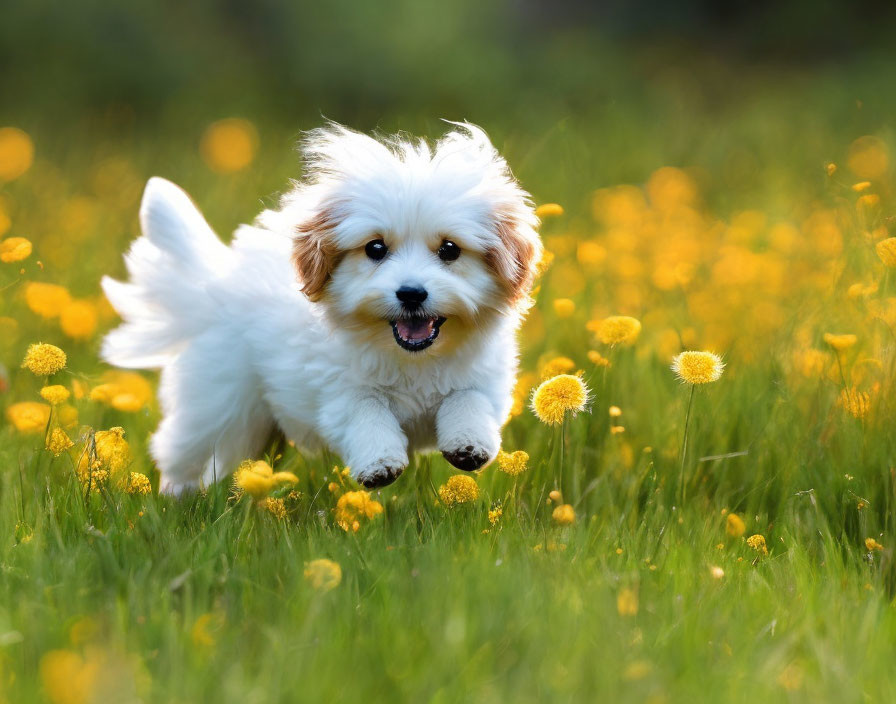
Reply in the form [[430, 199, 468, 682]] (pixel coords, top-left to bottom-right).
[[678, 384, 696, 508]]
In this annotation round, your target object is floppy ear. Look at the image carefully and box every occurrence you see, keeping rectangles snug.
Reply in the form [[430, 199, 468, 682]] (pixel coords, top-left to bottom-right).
[[292, 209, 342, 301], [487, 215, 543, 306]]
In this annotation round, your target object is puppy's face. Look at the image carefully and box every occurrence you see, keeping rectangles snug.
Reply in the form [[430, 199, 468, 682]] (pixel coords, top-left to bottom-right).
[[277, 124, 541, 354]]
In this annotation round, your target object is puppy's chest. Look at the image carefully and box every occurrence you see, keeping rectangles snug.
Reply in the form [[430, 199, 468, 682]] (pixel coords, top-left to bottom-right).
[[382, 376, 448, 422]]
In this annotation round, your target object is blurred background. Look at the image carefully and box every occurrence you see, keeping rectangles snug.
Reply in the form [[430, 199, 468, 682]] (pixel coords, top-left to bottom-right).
[[1, 0, 896, 370]]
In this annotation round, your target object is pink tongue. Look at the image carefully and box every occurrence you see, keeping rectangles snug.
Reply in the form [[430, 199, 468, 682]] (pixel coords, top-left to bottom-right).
[[397, 317, 435, 341]]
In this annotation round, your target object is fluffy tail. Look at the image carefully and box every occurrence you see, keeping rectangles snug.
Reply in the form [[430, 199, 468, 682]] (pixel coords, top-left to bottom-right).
[[101, 177, 235, 369]]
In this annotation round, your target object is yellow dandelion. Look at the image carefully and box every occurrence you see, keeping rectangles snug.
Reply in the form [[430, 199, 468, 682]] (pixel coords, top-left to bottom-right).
[[823, 333, 857, 351], [746, 534, 768, 556], [0, 127, 34, 181], [23, 282, 71, 318], [865, 537, 884, 552], [488, 505, 503, 526], [437, 474, 480, 507], [39, 384, 70, 405], [852, 181, 872, 192], [838, 388, 871, 420], [0, 236, 32, 263], [334, 490, 384, 531], [587, 349, 611, 367], [608, 405, 622, 417], [552, 504, 576, 526], [726, 513, 746, 538], [125, 472, 152, 495], [710, 566, 725, 579], [59, 300, 99, 340], [234, 459, 298, 500], [200, 118, 258, 173], [496, 449, 529, 476], [261, 497, 287, 520], [825, 162, 837, 176], [531, 374, 589, 425], [548, 490, 562, 503], [88, 370, 154, 412], [46, 428, 73, 456], [552, 298, 575, 318], [591, 315, 641, 346], [93, 427, 131, 475], [304, 559, 342, 592], [539, 356, 576, 379], [616, 587, 639, 616], [858, 194, 880, 209], [22, 342, 66, 376], [875, 237, 896, 267], [671, 351, 724, 384], [6, 401, 51, 433], [535, 203, 564, 218]]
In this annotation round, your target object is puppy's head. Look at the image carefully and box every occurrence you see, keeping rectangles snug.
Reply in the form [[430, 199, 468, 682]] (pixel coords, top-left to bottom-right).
[[265, 123, 541, 354]]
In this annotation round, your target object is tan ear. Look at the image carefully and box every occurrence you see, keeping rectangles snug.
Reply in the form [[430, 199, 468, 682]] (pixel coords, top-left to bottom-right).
[[293, 210, 341, 301], [487, 217, 542, 306]]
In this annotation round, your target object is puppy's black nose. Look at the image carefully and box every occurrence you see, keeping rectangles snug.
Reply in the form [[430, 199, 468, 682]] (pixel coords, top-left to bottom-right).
[[396, 285, 428, 307]]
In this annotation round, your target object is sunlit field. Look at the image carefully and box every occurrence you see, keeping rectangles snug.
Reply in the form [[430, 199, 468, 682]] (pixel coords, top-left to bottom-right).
[[3, 49, 896, 703]]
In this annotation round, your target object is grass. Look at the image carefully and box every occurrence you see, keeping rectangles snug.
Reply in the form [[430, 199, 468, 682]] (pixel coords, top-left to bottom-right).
[[3, 55, 896, 703]]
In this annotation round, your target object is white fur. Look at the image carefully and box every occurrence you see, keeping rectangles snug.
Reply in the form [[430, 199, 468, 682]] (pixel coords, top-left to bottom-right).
[[101, 123, 540, 494]]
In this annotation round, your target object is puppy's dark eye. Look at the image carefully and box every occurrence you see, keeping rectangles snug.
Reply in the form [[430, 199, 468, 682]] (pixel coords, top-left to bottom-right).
[[437, 240, 461, 262], [365, 239, 388, 261]]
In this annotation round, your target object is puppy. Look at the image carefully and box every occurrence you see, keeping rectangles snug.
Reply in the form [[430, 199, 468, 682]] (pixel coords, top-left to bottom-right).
[[101, 123, 542, 493]]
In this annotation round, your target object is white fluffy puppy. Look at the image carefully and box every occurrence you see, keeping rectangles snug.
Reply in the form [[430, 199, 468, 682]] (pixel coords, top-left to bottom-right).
[[101, 123, 542, 494]]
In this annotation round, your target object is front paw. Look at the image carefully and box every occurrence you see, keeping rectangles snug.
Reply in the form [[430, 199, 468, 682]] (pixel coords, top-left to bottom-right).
[[354, 456, 407, 489], [442, 445, 491, 471]]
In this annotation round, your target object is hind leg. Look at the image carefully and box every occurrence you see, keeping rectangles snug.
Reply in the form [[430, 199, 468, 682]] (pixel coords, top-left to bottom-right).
[[151, 333, 273, 494]]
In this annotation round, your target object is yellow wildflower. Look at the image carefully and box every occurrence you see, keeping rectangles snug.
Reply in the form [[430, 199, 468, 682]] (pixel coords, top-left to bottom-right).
[[0, 127, 34, 181], [552, 298, 575, 318], [746, 534, 768, 556], [23, 282, 71, 318], [5, 401, 50, 433], [0, 236, 32, 263], [234, 460, 298, 500], [825, 162, 837, 176], [488, 505, 503, 525], [710, 566, 725, 579], [608, 405, 622, 417], [617, 587, 639, 616], [125, 472, 152, 495], [875, 237, 896, 267], [93, 427, 131, 475], [535, 203, 564, 218], [838, 388, 871, 419], [671, 351, 724, 384], [851, 181, 871, 192], [46, 428, 73, 456], [726, 513, 746, 538], [591, 315, 641, 346], [59, 300, 99, 340], [262, 497, 287, 520], [39, 385, 70, 405], [823, 333, 857, 351], [22, 342, 66, 376], [200, 118, 258, 173], [531, 374, 589, 425], [587, 349, 611, 367], [552, 504, 575, 526], [334, 490, 384, 530], [865, 537, 884, 552], [858, 194, 880, 209], [89, 371, 153, 412], [539, 356, 576, 379], [39, 649, 99, 704], [304, 559, 342, 592], [548, 490, 562, 503], [496, 449, 529, 476], [437, 474, 480, 507]]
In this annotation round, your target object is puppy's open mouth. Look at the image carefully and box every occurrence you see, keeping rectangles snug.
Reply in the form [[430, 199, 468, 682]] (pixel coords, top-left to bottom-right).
[[390, 315, 447, 352]]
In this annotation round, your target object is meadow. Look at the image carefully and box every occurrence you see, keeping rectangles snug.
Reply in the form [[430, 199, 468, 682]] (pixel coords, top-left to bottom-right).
[[2, 55, 896, 703]]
